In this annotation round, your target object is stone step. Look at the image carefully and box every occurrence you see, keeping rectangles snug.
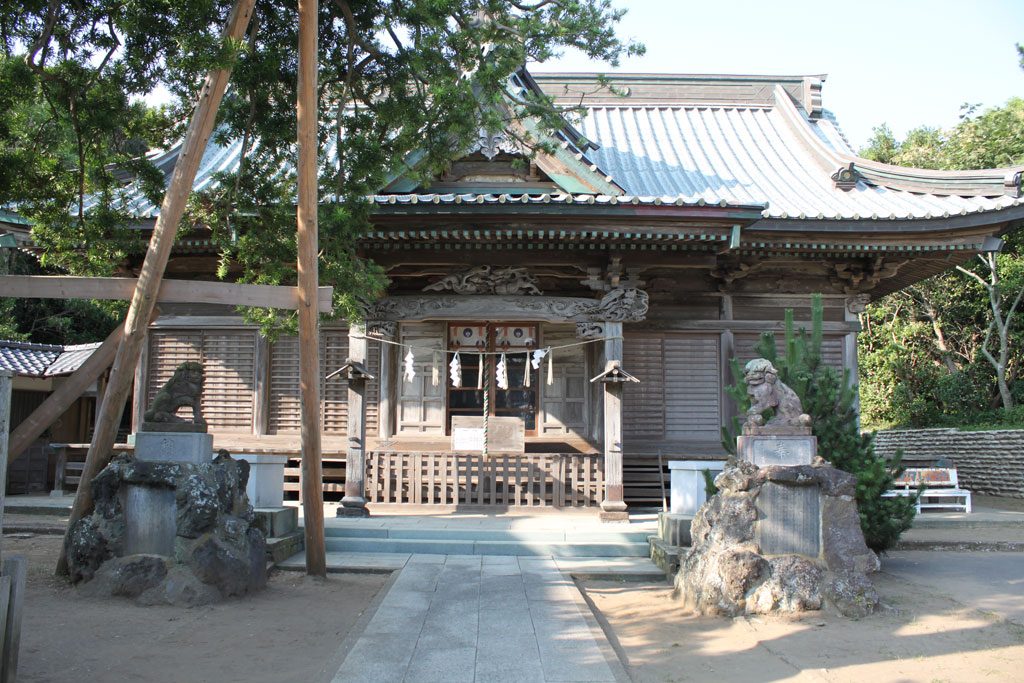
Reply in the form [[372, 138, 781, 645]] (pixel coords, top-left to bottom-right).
[[319, 535, 651, 557], [317, 523, 650, 544]]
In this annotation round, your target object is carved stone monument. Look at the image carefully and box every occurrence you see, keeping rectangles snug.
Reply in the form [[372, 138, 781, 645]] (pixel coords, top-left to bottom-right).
[[736, 359, 817, 466], [66, 362, 266, 605], [674, 358, 880, 617]]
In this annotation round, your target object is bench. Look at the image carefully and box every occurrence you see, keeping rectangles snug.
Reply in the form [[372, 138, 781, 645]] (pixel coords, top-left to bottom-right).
[[883, 467, 972, 513], [51, 442, 134, 495]]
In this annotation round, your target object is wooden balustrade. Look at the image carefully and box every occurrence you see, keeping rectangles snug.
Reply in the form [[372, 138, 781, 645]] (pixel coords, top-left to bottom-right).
[[365, 451, 603, 508]]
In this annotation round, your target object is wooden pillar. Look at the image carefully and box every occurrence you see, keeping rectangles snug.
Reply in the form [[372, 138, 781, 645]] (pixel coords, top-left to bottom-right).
[[377, 325, 397, 441], [339, 325, 369, 516], [719, 293, 736, 428], [131, 329, 149, 434], [0, 370, 10, 538], [252, 333, 269, 436], [296, 0, 326, 575], [600, 322, 628, 521]]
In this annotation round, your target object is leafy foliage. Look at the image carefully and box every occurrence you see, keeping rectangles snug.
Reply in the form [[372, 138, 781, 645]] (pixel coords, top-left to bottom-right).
[[1, 1, 642, 332], [724, 295, 917, 553], [858, 87, 1024, 427]]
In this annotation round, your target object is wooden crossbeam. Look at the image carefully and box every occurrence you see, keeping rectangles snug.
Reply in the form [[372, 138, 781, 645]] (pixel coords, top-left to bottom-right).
[[0, 276, 333, 313]]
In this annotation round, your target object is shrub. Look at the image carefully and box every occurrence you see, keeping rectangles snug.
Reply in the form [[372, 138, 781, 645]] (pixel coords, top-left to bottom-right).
[[722, 294, 918, 552]]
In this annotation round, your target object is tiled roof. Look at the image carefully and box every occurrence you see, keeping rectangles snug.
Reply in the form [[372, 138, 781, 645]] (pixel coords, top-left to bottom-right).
[[369, 192, 761, 209], [0, 340, 101, 378], [575, 95, 1024, 221], [77, 71, 1024, 227]]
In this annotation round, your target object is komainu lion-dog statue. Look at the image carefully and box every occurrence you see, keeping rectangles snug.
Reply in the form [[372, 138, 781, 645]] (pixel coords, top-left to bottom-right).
[[143, 361, 207, 426], [742, 358, 812, 434]]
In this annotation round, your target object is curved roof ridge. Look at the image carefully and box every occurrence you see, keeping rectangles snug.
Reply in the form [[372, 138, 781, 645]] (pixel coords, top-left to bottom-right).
[[771, 85, 1023, 198]]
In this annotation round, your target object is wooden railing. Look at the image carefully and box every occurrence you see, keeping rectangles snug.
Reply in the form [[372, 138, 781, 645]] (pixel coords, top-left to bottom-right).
[[365, 451, 603, 508]]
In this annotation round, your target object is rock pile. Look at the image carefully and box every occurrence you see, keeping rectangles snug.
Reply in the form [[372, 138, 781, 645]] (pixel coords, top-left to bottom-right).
[[674, 460, 880, 618], [66, 450, 267, 606]]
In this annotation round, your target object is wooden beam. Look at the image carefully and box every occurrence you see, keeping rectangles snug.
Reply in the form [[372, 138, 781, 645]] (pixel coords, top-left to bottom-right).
[[7, 323, 124, 462], [297, 0, 326, 577], [56, 0, 256, 576], [0, 276, 333, 313]]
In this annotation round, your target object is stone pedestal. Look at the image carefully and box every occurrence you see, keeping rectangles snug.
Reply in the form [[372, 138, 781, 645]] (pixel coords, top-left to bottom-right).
[[242, 454, 288, 508], [669, 460, 726, 514], [737, 434, 816, 467], [675, 461, 880, 617], [123, 430, 213, 557], [131, 431, 214, 465]]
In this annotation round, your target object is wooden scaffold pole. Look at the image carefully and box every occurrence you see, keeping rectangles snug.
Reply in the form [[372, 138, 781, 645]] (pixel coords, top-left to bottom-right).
[[296, 0, 327, 576], [56, 0, 257, 576]]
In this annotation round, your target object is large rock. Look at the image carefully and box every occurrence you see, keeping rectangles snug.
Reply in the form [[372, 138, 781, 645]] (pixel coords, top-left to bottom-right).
[[675, 460, 879, 618], [67, 450, 267, 606]]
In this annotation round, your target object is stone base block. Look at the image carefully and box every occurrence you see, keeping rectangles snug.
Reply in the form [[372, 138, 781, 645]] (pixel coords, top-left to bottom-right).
[[242, 454, 288, 508], [266, 532, 305, 565], [336, 505, 370, 518], [599, 510, 629, 522], [132, 431, 213, 465], [669, 461, 726, 514], [253, 507, 298, 538], [649, 536, 682, 577], [737, 434, 816, 467], [657, 512, 693, 547]]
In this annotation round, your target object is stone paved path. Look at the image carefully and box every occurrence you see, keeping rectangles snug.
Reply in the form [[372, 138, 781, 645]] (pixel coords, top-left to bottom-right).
[[331, 554, 625, 683]]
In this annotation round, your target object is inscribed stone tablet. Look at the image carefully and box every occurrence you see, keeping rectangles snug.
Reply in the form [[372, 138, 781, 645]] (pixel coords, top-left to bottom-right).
[[755, 482, 821, 557], [738, 435, 816, 467]]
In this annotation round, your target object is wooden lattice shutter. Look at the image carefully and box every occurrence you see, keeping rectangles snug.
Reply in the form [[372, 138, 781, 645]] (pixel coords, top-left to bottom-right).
[[734, 333, 845, 370], [623, 333, 666, 439], [663, 334, 721, 441], [268, 336, 301, 434], [365, 340, 380, 435], [321, 329, 349, 434], [267, 328, 352, 435], [146, 329, 256, 432]]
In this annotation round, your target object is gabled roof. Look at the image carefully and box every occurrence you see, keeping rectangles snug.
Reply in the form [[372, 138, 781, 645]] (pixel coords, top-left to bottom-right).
[[533, 73, 1024, 223], [383, 70, 623, 196], [0, 339, 101, 378]]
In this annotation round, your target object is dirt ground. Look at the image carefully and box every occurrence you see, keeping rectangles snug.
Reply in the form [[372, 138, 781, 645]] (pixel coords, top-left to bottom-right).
[[582, 572, 1024, 683], [4, 535, 388, 683]]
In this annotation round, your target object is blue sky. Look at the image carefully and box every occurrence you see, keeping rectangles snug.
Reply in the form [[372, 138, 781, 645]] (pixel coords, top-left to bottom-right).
[[535, 0, 1024, 152]]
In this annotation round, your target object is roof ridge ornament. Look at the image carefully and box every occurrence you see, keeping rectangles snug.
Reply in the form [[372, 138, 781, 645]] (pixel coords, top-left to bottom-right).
[[831, 162, 861, 191], [1005, 170, 1023, 198]]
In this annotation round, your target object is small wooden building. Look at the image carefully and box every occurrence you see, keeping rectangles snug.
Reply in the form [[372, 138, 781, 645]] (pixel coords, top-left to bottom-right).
[[126, 71, 1024, 513]]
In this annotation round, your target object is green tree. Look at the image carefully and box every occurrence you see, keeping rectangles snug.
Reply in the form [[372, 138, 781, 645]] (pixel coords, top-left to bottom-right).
[[724, 295, 917, 552], [859, 74, 1024, 424], [2, 1, 642, 328]]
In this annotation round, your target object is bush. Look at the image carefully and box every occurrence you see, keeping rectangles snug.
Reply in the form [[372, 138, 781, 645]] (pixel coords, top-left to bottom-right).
[[722, 294, 918, 553]]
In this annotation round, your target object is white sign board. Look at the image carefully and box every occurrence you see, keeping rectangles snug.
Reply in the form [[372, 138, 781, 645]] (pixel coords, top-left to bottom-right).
[[450, 415, 526, 453], [452, 427, 486, 451]]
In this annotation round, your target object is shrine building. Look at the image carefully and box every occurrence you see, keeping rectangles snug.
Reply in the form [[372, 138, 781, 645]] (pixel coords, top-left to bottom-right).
[[117, 70, 1024, 515]]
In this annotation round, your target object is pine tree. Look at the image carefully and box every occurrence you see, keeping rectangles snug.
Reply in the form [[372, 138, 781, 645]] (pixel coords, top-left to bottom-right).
[[723, 294, 917, 552]]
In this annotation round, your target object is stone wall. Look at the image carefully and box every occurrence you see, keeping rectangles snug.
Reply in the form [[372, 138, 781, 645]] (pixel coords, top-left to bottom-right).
[[873, 428, 1024, 499]]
